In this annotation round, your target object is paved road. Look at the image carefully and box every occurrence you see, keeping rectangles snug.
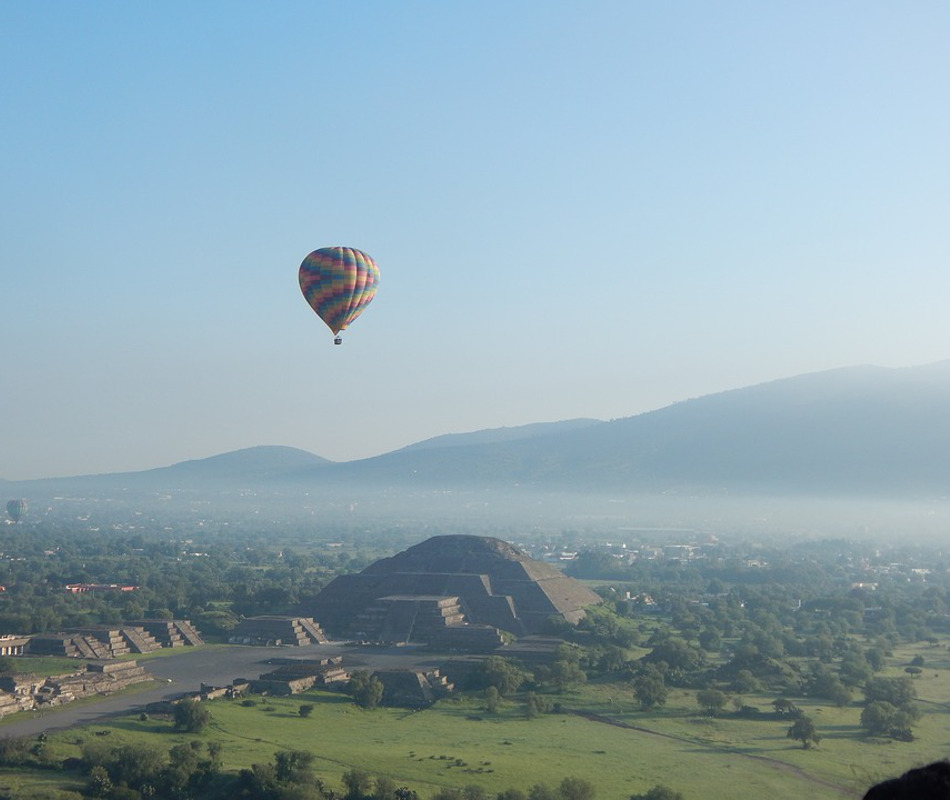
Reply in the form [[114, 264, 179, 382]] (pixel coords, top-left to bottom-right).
[[0, 642, 447, 738]]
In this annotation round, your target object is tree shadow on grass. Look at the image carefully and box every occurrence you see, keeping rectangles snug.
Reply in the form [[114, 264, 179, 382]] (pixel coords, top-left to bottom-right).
[[99, 717, 171, 736], [811, 724, 860, 740]]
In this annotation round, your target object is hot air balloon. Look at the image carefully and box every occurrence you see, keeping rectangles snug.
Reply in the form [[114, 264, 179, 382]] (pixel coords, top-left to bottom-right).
[[5, 499, 26, 523], [298, 247, 379, 344]]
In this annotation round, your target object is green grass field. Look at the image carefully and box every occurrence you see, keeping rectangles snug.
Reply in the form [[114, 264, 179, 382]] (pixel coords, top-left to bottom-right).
[[4, 639, 950, 800]]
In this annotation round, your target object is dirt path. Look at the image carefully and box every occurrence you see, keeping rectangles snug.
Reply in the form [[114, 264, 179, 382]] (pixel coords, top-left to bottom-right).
[[572, 711, 852, 797]]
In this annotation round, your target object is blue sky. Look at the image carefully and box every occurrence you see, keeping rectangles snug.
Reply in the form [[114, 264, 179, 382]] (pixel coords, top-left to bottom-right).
[[2, 2, 948, 480]]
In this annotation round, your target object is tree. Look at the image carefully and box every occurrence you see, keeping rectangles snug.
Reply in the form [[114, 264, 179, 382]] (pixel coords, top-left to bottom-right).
[[860, 701, 919, 740], [646, 639, 703, 674], [839, 654, 872, 687], [299, 703, 315, 717], [237, 762, 279, 797], [558, 776, 595, 800], [205, 740, 223, 774], [274, 749, 316, 784], [865, 646, 887, 672], [731, 668, 761, 694], [104, 743, 167, 793], [771, 698, 800, 718], [343, 767, 374, 800], [528, 784, 559, 800], [173, 698, 211, 733], [861, 701, 899, 736], [485, 686, 501, 714], [87, 765, 113, 798], [461, 786, 488, 800], [524, 692, 552, 719], [804, 664, 851, 707], [550, 658, 587, 692], [696, 688, 727, 716], [375, 775, 398, 800], [473, 657, 528, 696], [595, 644, 627, 672], [864, 676, 917, 709], [164, 741, 201, 793], [787, 715, 821, 749], [350, 671, 385, 709], [633, 671, 668, 710], [0, 735, 31, 767]]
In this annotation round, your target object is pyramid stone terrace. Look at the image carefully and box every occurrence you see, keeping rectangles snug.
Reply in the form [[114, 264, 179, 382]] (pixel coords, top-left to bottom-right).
[[313, 535, 601, 644]]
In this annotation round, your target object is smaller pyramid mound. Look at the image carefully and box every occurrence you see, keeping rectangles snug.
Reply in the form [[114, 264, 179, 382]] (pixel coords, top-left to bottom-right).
[[312, 535, 601, 642]]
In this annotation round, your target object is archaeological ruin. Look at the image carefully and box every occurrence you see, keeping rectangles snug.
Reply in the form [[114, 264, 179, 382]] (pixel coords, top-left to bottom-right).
[[312, 535, 601, 647]]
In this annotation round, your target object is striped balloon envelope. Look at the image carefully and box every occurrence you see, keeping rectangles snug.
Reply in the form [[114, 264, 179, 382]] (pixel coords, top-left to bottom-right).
[[5, 498, 27, 523], [298, 247, 379, 343]]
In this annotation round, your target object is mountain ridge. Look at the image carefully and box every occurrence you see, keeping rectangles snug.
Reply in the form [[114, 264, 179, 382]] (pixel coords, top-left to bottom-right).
[[5, 362, 950, 499]]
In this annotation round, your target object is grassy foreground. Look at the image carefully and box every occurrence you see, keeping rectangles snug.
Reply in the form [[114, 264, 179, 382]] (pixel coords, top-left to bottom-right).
[[4, 638, 950, 799]]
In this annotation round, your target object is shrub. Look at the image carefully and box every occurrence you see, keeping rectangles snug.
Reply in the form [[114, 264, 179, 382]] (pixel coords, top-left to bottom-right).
[[630, 785, 684, 800]]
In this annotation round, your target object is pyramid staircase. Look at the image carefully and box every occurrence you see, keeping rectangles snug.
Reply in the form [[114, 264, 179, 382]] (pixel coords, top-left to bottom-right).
[[130, 620, 204, 647], [296, 617, 328, 644], [73, 626, 164, 656], [174, 620, 204, 646], [230, 616, 326, 646], [28, 624, 178, 658], [347, 595, 470, 644]]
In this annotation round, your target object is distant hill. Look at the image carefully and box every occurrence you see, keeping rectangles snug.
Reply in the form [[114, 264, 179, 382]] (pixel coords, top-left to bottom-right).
[[10, 446, 331, 493], [318, 361, 950, 497], [394, 419, 603, 453], [7, 363, 950, 501], [146, 445, 332, 480]]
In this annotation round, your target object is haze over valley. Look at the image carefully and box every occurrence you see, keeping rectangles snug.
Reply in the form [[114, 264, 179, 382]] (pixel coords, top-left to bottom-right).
[[6, 362, 950, 541]]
